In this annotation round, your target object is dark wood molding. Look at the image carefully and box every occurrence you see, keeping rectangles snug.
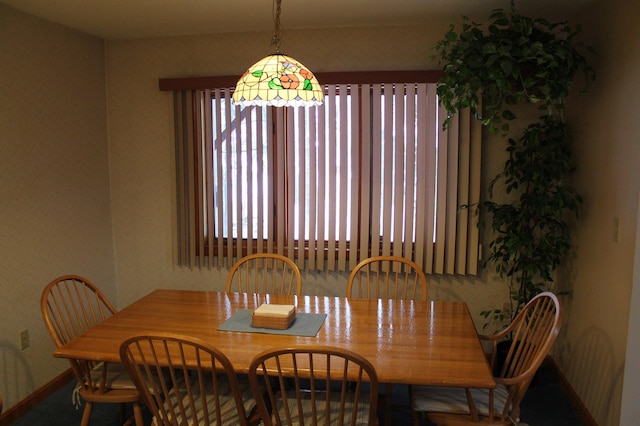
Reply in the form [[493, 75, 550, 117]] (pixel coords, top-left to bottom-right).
[[159, 70, 444, 91], [0, 369, 73, 426]]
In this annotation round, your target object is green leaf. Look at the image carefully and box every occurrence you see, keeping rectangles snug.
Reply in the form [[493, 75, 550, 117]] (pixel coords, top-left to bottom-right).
[[268, 78, 284, 90], [482, 43, 498, 54], [501, 109, 516, 120], [433, 10, 592, 323], [500, 60, 513, 76]]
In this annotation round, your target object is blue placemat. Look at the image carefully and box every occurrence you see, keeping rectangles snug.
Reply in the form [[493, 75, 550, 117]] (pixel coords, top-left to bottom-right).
[[217, 309, 327, 337]]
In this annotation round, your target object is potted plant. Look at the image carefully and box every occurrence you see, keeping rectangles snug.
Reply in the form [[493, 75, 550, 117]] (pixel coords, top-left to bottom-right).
[[432, 6, 595, 331]]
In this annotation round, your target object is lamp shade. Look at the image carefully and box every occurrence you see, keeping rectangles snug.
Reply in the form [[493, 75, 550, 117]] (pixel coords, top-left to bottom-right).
[[232, 53, 323, 107]]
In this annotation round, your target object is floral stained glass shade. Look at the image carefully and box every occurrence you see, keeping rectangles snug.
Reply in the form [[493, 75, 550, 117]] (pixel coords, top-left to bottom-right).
[[232, 53, 324, 107]]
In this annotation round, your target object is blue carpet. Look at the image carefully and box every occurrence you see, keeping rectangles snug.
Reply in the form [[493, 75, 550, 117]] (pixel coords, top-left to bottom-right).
[[9, 380, 150, 426], [10, 363, 584, 425]]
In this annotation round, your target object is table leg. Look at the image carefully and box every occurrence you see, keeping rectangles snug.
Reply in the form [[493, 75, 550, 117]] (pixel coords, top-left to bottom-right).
[[384, 383, 393, 426]]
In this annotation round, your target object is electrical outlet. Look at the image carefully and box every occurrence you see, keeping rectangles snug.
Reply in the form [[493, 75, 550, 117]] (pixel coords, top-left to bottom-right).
[[20, 329, 30, 350]]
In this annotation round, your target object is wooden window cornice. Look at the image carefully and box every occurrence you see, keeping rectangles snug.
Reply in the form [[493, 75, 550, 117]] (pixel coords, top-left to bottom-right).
[[158, 70, 444, 91]]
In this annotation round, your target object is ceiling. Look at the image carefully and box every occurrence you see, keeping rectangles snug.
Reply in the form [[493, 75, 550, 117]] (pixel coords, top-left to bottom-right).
[[1, 0, 593, 40]]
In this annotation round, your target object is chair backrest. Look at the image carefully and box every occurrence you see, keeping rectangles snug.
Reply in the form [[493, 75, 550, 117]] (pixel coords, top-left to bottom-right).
[[41, 275, 128, 397], [120, 333, 251, 426], [41, 275, 117, 348], [225, 253, 302, 296], [492, 291, 562, 419], [248, 345, 379, 426], [41, 275, 121, 389], [346, 256, 428, 301]]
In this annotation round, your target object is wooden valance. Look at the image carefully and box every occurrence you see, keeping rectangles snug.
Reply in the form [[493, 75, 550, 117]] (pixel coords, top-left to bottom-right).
[[158, 70, 444, 91]]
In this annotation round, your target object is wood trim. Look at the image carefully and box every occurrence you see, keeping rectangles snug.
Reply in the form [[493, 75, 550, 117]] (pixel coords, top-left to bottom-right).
[[543, 357, 598, 426], [159, 70, 445, 91], [0, 369, 74, 426]]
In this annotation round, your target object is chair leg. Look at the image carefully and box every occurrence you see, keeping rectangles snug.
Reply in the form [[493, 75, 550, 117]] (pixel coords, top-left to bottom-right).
[[80, 401, 93, 426], [122, 402, 144, 426], [133, 402, 144, 426]]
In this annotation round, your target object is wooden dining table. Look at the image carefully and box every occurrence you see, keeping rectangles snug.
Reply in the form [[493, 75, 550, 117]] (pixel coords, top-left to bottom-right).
[[54, 289, 494, 391]]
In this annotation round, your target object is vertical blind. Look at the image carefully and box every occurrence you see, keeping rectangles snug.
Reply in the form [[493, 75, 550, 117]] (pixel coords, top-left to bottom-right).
[[174, 82, 482, 275]]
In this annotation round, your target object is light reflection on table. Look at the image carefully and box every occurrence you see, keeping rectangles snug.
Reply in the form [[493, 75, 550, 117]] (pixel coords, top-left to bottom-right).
[[54, 289, 494, 388]]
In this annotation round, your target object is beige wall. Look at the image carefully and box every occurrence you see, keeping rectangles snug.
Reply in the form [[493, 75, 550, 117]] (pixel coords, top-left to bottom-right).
[[0, 5, 115, 408], [103, 23, 507, 324], [2, 2, 638, 424], [562, 0, 640, 424]]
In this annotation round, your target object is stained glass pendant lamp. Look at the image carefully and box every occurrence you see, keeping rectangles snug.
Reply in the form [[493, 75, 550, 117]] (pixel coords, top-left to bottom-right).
[[232, 0, 323, 107]]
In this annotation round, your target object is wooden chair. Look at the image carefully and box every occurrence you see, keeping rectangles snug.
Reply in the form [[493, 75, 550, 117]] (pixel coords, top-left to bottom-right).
[[41, 275, 143, 426], [248, 345, 379, 426], [119, 332, 259, 426], [346, 255, 428, 421], [410, 292, 563, 425], [225, 253, 302, 296], [346, 256, 428, 301]]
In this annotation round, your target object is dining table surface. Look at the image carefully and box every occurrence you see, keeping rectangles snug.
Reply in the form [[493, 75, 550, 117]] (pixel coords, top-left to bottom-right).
[[53, 289, 495, 389]]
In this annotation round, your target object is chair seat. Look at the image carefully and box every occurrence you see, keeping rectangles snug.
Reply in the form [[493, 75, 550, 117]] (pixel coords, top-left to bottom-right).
[[411, 384, 509, 417], [88, 362, 138, 390], [154, 375, 256, 426], [77, 386, 140, 404], [272, 389, 373, 426], [72, 362, 140, 407]]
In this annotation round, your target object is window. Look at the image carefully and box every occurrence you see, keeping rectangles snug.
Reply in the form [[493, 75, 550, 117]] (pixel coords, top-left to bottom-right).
[[169, 71, 481, 275]]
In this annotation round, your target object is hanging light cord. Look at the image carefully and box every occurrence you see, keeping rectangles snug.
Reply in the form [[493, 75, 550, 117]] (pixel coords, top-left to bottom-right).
[[271, 0, 282, 53]]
